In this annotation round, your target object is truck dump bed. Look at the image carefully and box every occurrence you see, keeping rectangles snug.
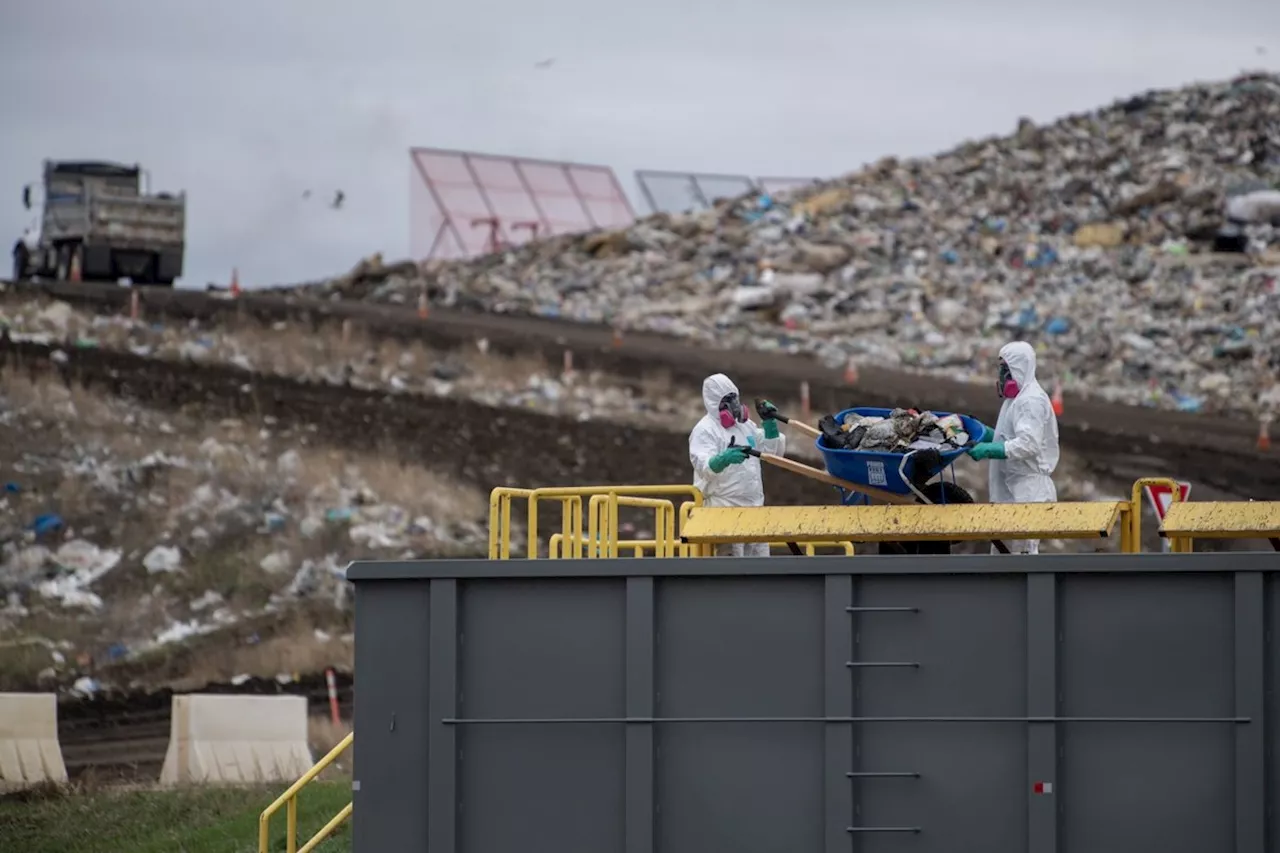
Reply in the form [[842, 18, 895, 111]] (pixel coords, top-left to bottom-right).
[[41, 161, 185, 249]]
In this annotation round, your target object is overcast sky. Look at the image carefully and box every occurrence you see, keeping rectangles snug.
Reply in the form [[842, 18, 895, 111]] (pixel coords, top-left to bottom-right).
[[1, 0, 1276, 288]]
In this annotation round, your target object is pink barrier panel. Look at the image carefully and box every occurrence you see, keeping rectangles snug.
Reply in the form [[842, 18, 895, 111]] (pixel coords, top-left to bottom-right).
[[410, 148, 636, 261]]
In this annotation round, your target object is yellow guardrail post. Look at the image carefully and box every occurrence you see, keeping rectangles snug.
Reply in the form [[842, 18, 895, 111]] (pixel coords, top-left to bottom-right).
[[1118, 503, 1133, 554], [258, 731, 354, 853], [1128, 478, 1182, 554], [488, 490, 500, 559]]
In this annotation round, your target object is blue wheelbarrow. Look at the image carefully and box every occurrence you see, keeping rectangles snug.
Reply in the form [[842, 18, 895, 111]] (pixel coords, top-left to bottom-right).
[[747, 404, 991, 554]]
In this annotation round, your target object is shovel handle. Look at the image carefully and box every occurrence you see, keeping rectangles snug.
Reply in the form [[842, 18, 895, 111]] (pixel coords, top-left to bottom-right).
[[787, 419, 822, 439], [728, 436, 762, 457]]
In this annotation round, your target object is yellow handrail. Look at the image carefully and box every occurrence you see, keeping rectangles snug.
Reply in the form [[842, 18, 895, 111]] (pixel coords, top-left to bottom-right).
[[488, 485, 704, 560], [548, 534, 856, 558], [258, 732, 354, 853]]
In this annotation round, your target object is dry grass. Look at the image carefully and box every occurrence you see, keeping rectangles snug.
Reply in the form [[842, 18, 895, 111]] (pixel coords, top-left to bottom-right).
[[216, 314, 554, 391], [3, 368, 485, 531], [308, 715, 354, 762], [2, 366, 120, 428], [149, 616, 354, 692], [7, 296, 708, 421]]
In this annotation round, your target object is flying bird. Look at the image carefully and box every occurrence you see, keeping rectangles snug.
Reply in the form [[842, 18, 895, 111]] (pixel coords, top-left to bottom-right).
[[332, 190, 345, 210], [535, 58, 555, 69]]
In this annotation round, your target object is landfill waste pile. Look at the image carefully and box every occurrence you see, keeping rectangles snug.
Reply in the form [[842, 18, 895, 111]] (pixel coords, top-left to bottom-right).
[[819, 408, 971, 453], [0, 369, 488, 693], [0, 296, 706, 428], [297, 73, 1280, 420]]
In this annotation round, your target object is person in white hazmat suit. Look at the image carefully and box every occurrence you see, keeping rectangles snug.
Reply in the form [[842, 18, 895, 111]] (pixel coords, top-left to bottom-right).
[[966, 341, 1060, 555], [689, 373, 786, 557]]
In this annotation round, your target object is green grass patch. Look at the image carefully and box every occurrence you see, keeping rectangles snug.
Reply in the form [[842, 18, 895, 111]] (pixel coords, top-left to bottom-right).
[[0, 779, 352, 853]]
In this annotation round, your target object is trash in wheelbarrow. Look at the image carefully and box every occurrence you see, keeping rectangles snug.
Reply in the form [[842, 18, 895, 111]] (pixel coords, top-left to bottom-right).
[[817, 407, 988, 500], [817, 407, 971, 453]]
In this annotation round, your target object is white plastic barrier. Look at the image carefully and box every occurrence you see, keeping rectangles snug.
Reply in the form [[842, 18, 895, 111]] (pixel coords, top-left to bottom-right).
[[160, 694, 312, 785], [0, 692, 68, 791]]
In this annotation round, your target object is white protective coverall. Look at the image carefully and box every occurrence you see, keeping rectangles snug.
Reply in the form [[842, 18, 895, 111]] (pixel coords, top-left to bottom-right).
[[989, 342, 1060, 555], [689, 373, 786, 557]]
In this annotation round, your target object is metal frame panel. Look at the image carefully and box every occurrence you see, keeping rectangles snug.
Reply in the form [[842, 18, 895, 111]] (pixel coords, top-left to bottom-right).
[[410, 148, 635, 261], [634, 169, 755, 215], [756, 175, 819, 196], [348, 553, 1280, 853], [634, 170, 820, 214]]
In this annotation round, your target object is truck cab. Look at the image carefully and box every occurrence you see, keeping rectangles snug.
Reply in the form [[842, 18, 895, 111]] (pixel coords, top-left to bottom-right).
[[12, 159, 186, 286]]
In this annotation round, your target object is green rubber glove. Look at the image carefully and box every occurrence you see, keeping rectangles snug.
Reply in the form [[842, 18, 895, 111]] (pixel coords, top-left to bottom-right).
[[708, 446, 749, 473], [763, 418, 780, 440], [980, 425, 995, 443], [968, 442, 1006, 461]]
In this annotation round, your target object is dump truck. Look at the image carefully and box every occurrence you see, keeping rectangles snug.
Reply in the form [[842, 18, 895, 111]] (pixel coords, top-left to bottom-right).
[[11, 160, 186, 285]]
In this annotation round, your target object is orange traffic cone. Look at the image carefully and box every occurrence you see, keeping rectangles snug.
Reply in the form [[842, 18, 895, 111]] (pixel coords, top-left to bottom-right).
[[843, 358, 860, 386], [69, 251, 82, 283], [611, 328, 623, 349], [1051, 379, 1065, 416], [1258, 417, 1272, 452], [417, 291, 429, 320], [230, 268, 242, 298]]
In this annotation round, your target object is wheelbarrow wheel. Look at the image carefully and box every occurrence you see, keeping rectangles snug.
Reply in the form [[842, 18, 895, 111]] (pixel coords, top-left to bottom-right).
[[877, 480, 975, 555]]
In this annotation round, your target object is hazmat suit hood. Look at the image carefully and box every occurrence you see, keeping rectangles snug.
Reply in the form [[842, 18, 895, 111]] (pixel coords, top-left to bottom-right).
[[1000, 341, 1039, 394], [702, 373, 739, 419]]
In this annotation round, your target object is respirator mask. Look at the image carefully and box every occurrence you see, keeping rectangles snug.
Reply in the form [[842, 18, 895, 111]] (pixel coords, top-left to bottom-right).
[[997, 359, 1020, 399], [718, 392, 747, 428]]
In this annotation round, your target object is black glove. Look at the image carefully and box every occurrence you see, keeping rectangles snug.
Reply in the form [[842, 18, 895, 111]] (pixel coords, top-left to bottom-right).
[[755, 398, 780, 421]]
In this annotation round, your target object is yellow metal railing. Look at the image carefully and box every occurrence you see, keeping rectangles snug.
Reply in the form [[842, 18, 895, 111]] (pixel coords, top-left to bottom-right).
[[258, 732, 353, 853], [486, 478, 1236, 557], [489, 485, 705, 559]]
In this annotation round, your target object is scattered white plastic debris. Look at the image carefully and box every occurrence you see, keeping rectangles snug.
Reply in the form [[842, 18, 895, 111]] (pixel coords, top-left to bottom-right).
[[276, 449, 302, 477], [260, 551, 292, 574], [70, 676, 100, 698], [190, 590, 224, 612], [143, 545, 182, 574]]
